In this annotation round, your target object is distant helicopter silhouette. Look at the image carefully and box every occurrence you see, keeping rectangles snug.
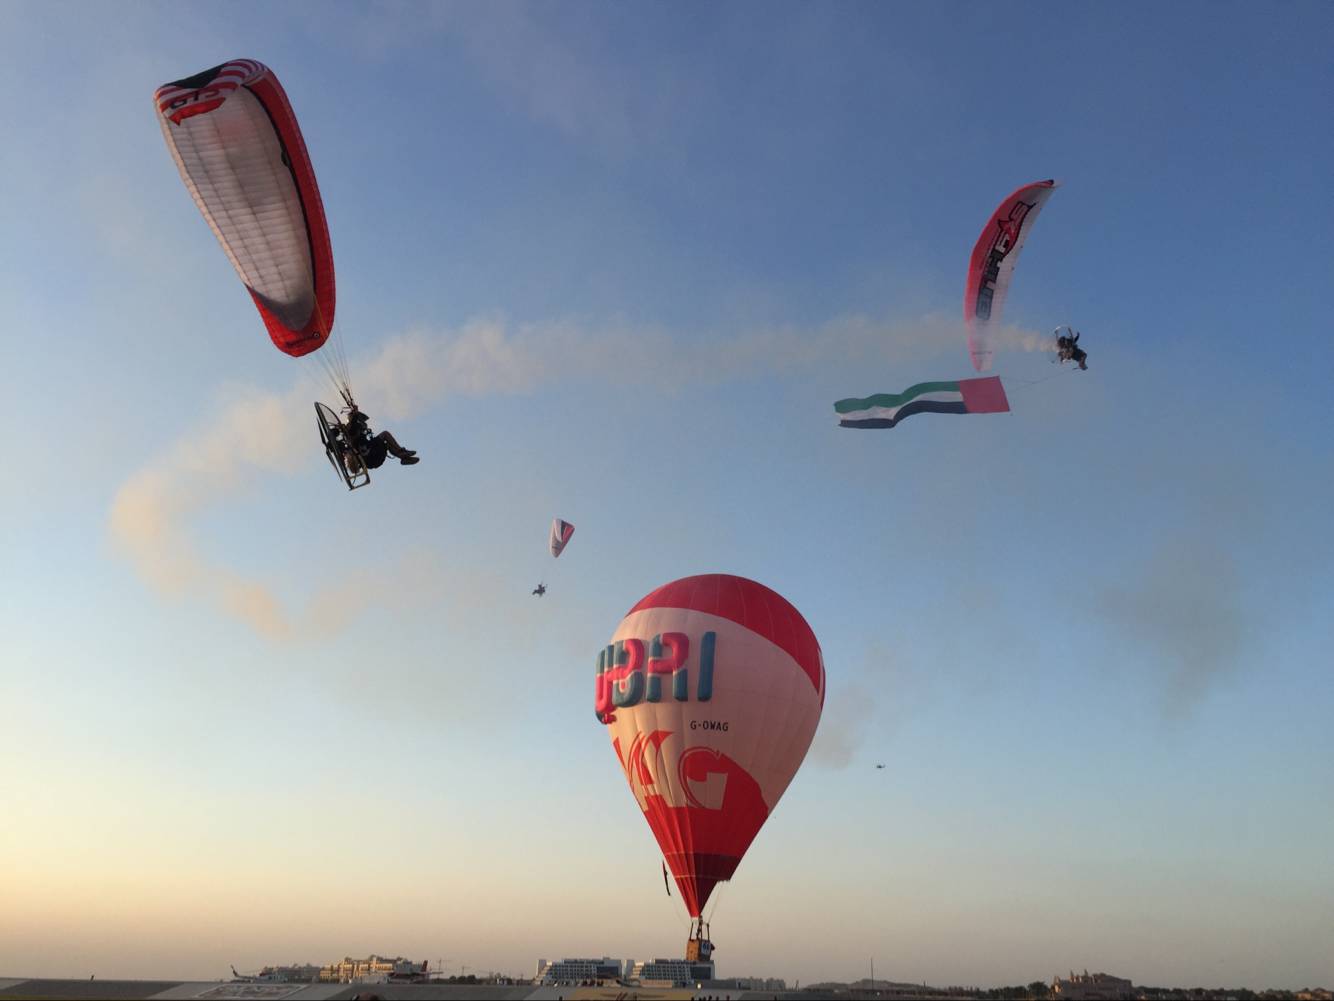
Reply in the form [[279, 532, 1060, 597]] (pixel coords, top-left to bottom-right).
[[875, 763, 885, 769], [532, 583, 546, 597]]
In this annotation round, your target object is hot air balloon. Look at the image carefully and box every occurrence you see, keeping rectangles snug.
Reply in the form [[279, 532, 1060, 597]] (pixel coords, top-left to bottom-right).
[[596, 574, 824, 956], [964, 179, 1058, 372]]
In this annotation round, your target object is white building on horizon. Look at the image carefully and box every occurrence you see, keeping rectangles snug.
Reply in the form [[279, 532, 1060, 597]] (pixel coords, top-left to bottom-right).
[[533, 955, 717, 987], [628, 956, 716, 986], [533, 957, 625, 985], [320, 955, 426, 984], [1053, 970, 1135, 1000]]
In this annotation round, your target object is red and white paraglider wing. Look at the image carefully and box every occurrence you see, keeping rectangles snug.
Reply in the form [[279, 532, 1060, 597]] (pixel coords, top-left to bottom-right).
[[549, 518, 576, 558], [155, 59, 335, 357], [963, 179, 1057, 372], [598, 575, 824, 918]]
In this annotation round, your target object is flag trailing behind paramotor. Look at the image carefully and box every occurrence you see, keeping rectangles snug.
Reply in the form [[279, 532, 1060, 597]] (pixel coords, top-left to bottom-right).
[[964, 179, 1057, 372], [835, 376, 1010, 429], [596, 574, 824, 920], [155, 59, 336, 360], [549, 519, 576, 558]]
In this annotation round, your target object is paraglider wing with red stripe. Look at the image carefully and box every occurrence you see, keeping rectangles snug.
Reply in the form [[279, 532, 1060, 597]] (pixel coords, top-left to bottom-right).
[[549, 518, 576, 558], [598, 574, 824, 918], [963, 179, 1056, 372], [155, 59, 335, 357]]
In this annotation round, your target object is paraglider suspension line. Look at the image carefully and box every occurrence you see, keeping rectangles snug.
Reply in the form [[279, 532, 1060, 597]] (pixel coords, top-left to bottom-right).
[[304, 300, 357, 410]]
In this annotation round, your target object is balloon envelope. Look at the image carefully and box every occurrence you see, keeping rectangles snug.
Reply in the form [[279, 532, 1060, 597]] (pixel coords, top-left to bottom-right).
[[596, 574, 825, 917]]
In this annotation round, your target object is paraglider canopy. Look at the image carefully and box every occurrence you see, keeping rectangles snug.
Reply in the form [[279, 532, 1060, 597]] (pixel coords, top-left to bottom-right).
[[549, 519, 575, 558], [155, 59, 336, 360], [964, 179, 1058, 372]]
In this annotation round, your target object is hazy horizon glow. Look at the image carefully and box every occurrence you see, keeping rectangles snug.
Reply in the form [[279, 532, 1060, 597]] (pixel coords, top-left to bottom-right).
[[2, 0, 1332, 989]]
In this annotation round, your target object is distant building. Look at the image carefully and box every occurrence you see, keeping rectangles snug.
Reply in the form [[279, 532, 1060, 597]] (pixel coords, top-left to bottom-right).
[[627, 957, 716, 986], [320, 956, 427, 984], [533, 957, 625, 985], [235, 963, 321, 983], [713, 975, 788, 991], [808, 980, 945, 996], [1053, 971, 1135, 1000]]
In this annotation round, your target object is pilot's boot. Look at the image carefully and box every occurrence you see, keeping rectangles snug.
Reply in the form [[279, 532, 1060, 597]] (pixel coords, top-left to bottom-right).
[[381, 431, 419, 462]]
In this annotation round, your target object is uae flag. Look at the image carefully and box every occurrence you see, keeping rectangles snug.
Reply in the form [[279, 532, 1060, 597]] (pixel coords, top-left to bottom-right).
[[835, 376, 1010, 429]]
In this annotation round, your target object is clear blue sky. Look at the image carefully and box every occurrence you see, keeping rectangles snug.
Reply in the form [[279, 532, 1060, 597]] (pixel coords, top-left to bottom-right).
[[2, 0, 1332, 989]]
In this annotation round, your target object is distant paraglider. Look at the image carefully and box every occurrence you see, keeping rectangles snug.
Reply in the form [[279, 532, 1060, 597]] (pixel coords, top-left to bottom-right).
[[534, 519, 575, 596], [596, 574, 824, 957], [834, 178, 1087, 432], [964, 179, 1059, 372], [549, 519, 576, 558]]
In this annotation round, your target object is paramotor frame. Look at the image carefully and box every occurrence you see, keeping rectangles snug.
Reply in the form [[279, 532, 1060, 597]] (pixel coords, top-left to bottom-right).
[[315, 401, 370, 491]]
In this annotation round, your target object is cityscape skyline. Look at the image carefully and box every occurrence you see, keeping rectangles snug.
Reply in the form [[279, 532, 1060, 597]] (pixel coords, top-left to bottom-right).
[[2, 961, 1330, 998]]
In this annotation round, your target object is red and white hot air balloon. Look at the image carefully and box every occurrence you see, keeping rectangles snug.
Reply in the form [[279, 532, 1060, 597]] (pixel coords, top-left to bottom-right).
[[596, 574, 824, 950]]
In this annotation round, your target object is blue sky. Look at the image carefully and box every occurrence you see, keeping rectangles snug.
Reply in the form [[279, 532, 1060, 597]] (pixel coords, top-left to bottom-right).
[[2, 0, 1332, 989]]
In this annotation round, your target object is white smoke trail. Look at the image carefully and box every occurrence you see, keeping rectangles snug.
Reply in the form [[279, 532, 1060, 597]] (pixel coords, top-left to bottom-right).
[[108, 312, 1008, 639], [986, 322, 1060, 357]]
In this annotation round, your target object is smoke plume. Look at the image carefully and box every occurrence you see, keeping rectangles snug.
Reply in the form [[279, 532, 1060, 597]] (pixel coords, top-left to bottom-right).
[[1100, 538, 1249, 716], [108, 312, 1001, 639]]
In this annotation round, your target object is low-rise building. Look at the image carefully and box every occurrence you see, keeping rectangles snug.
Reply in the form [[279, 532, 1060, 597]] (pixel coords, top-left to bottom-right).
[[319, 956, 427, 983], [627, 957, 716, 986], [533, 957, 625, 985], [711, 975, 787, 991], [235, 963, 321, 983], [1053, 971, 1135, 1000]]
